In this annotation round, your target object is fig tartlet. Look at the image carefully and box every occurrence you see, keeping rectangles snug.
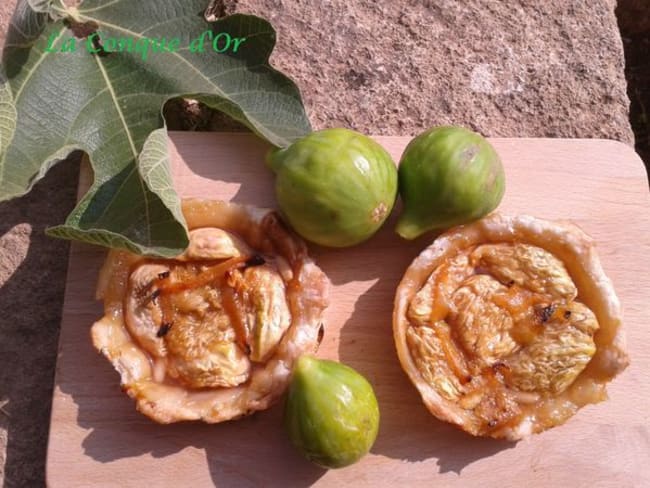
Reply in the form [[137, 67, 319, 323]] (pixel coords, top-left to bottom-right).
[[393, 214, 628, 440], [92, 199, 329, 423]]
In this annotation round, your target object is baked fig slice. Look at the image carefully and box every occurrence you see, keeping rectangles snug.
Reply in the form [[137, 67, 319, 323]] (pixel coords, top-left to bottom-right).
[[91, 199, 329, 423], [393, 214, 628, 440]]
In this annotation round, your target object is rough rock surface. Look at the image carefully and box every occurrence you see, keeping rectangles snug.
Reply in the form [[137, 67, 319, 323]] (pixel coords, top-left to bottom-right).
[[0, 0, 634, 485], [221, 0, 633, 142]]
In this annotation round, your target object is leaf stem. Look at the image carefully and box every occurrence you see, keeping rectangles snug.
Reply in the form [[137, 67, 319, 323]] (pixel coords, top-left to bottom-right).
[[51, 0, 82, 22]]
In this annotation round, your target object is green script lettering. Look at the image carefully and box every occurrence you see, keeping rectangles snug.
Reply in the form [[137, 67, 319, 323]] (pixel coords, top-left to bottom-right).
[[86, 32, 100, 53], [212, 32, 232, 53], [189, 30, 213, 53], [166, 38, 181, 52], [231, 37, 247, 53], [44, 32, 59, 52], [60, 37, 77, 53], [117, 37, 134, 52], [103, 37, 117, 52], [135, 38, 151, 61], [150, 38, 165, 53]]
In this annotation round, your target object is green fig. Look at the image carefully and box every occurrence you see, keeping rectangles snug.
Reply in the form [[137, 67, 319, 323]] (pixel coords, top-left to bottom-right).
[[267, 128, 397, 247], [284, 356, 380, 469], [396, 126, 505, 239]]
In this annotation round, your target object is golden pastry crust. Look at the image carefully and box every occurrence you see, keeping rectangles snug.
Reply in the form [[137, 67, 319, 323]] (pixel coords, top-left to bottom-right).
[[393, 213, 628, 440], [91, 199, 330, 423]]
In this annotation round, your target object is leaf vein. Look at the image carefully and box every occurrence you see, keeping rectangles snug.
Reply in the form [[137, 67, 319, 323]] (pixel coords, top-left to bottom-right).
[[12, 27, 66, 104], [77, 0, 122, 15], [93, 54, 151, 244]]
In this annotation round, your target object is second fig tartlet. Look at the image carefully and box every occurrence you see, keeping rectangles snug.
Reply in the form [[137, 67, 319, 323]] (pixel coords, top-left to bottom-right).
[[393, 214, 628, 439]]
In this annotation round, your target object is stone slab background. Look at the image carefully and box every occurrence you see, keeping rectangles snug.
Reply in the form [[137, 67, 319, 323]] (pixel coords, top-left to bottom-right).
[[617, 0, 650, 170], [220, 0, 633, 142], [0, 0, 638, 486]]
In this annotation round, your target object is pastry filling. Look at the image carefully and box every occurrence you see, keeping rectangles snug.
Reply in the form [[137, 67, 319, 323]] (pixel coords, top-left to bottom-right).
[[406, 243, 605, 436], [124, 228, 292, 389]]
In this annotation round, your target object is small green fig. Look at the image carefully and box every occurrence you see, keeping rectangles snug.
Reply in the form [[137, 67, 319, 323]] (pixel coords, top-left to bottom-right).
[[267, 128, 398, 247], [284, 356, 380, 469], [396, 126, 505, 239]]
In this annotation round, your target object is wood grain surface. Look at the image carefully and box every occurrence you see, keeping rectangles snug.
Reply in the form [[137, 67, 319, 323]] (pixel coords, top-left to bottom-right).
[[46, 133, 650, 487]]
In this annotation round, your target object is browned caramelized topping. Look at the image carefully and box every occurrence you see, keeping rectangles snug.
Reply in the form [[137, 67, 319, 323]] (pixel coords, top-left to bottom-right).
[[244, 254, 266, 268], [156, 322, 172, 338], [124, 229, 293, 389], [221, 285, 249, 349], [406, 242, 600, 436], [538, 304, 557, 323], [155, 256, 247, 296]]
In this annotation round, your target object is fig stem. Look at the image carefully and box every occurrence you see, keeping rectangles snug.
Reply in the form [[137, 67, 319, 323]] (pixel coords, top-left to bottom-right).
[[395, 217, 425, 240], [265, 147, 283, 173]]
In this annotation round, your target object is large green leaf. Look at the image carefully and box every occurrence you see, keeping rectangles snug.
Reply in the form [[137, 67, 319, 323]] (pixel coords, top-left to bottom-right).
[[0, 0, 311, 256]]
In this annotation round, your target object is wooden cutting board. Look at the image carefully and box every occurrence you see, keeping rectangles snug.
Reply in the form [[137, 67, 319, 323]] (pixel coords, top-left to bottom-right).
[[47, 133, 650, 488]]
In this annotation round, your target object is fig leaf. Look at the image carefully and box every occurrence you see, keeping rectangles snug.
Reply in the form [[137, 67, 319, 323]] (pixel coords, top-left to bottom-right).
[[0, 0, 311, 257]]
